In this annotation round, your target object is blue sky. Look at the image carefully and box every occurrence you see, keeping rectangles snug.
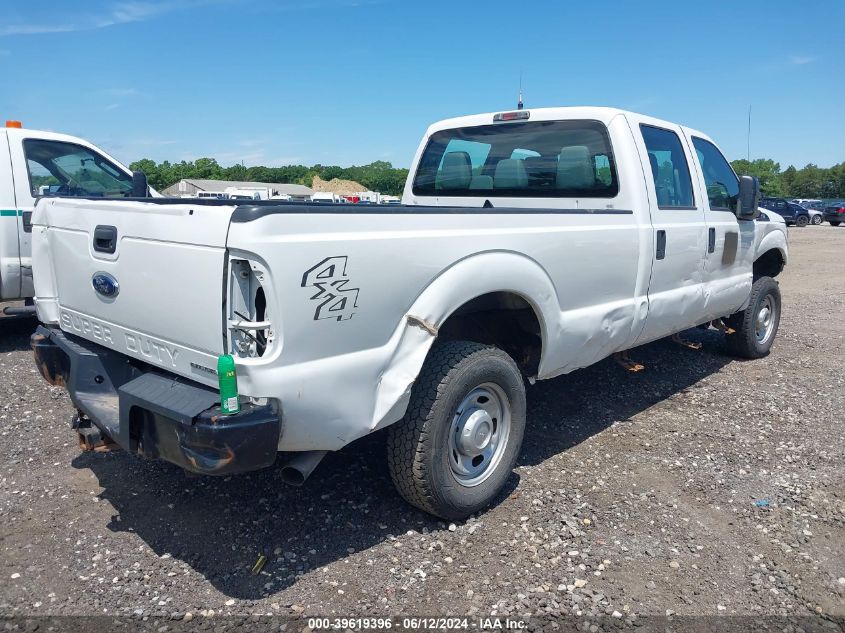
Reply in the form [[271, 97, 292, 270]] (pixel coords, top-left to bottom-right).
[[1, 0, 842, 170]]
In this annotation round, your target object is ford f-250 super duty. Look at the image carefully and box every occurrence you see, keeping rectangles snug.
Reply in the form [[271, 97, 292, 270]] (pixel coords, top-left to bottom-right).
[[31, 107, 788, 519], [1, 120, 151, 314]]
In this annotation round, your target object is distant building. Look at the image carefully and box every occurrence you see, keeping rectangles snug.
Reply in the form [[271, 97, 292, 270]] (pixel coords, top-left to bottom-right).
[[163, 179, 313, 202]]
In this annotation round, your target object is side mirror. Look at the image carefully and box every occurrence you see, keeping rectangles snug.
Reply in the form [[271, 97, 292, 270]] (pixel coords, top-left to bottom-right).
[[131, 170, 150, 198], [737, 175, 760, 219]]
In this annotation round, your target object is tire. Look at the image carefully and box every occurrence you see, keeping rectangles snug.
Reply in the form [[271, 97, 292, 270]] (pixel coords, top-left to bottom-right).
[[812, 214, 822, 225], [795, 215, 809, 227], [831, 221, 841, 227], [387, 340, 526, 520], [724, 276, 781, 359]]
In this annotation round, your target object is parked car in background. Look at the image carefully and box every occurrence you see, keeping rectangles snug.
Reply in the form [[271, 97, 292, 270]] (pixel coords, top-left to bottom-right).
[[805, 208, 824, 225], [823, 201, 845, 226], [797, 200, 824, 224], [760, 197, 810, 227]]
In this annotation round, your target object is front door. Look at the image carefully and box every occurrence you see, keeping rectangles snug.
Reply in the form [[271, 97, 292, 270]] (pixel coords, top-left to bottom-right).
[[632, 119, 709, 345], [687, 133, 754, 321]]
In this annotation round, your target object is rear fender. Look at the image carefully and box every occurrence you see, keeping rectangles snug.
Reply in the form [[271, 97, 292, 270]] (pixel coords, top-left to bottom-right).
[[370, 251, 557, 430]]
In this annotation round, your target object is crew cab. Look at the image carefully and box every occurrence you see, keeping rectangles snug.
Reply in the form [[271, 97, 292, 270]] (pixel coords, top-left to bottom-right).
[[1, 120, 147, 313], [31, 107, 788, 519]]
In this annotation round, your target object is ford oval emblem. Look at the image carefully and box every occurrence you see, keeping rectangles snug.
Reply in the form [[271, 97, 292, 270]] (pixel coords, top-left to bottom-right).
[[92, 272, 120, 298]]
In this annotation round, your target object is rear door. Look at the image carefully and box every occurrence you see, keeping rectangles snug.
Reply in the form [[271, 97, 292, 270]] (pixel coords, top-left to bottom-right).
[[630, 118, 709, 345], [34, 198, 232, 386]]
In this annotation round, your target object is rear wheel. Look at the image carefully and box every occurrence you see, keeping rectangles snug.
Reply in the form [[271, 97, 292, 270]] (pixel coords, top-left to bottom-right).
[[811, 214, 822, 225], [795, 215, 809, 227], [724, 276, 781, 359], [387, 341, 526, 520]]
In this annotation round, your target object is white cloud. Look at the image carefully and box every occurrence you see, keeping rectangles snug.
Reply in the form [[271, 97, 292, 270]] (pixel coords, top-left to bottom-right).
[[105, 87, 143, 97], [789, 55, 816, 65], [1, 1, 222, 37]]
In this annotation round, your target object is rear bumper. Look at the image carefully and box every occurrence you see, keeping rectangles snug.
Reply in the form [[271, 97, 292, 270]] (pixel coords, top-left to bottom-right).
[[31, 325, 280, 475]]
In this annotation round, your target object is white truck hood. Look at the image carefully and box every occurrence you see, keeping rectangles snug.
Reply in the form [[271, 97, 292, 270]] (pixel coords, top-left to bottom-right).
[[32, 198, 234, 387]]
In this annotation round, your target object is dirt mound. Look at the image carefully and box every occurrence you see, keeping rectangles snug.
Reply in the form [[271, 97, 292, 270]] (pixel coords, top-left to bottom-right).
[[311, 175, 366, 195]]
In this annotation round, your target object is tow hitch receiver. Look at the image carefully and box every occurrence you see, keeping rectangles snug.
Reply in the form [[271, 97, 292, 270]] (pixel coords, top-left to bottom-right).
[[72, 412, 119, 452]]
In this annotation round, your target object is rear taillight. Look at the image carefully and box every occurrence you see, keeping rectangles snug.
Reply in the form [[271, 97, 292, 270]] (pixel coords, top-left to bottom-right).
[[838, 207, 845, 214], [227, 258, 274, 358]]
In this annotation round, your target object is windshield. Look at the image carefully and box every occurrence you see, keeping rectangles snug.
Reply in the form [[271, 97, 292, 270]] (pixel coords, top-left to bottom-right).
[[24, 138, 133, 198], [413, 119, 619, 198]]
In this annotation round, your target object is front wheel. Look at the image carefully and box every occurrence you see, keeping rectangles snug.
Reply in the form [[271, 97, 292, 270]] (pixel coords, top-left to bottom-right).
[[812, 214, 823, 225], [831, 221, 841, 227], [724, 276, 781, 359], [795, 215, 809, 227], [387, 341, 526, 520]]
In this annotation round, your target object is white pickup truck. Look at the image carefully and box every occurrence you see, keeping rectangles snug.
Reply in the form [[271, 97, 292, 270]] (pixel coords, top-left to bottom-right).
[[31, 107, 788, 519], [1, 121, 148, 313]]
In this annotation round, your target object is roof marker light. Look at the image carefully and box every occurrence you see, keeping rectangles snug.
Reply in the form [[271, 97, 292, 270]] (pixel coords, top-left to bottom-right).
[[6, 120, 22, 128], [493, 111, 530, 122]]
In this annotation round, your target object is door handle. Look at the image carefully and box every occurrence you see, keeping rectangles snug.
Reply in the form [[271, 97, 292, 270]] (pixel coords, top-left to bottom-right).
[[93, 225, 118, 254], [655, 229, 666, 260], [708, 228, 716, 253]]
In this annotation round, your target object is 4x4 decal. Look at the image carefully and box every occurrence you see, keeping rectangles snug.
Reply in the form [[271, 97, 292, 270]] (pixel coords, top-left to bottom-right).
[[301, 256, 360, 321]]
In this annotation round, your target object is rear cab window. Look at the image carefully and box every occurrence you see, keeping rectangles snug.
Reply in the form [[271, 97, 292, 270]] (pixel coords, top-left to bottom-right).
[[24, 139, 133, 198], [412, 120, 619, 198]]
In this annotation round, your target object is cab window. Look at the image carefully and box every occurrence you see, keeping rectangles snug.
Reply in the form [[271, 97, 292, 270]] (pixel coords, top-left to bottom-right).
[[24, 139, 132, 198], [413, 120, 619, 198], [692, 137, 739, 211], [640, 125, 695, 209]]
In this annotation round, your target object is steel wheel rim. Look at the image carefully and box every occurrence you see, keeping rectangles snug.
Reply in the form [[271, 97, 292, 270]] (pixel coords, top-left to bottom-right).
[[448, 382, 511, 487], [755, 294, 777, 344]]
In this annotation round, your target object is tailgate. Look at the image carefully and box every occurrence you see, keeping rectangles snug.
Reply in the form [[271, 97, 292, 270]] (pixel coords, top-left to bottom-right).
[[32, 198, 234, 386]]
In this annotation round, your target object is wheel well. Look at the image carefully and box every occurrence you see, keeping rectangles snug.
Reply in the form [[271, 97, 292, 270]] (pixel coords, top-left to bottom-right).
[[437, 292, 543, 376], [754, 249, 785, 280]]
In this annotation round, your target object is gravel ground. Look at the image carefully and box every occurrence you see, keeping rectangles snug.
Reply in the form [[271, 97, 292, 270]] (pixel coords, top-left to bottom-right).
[[1, 227, 844, 628]]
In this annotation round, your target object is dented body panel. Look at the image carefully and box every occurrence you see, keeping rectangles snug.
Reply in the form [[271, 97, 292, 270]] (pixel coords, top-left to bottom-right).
[[32, 106, 788, 465]]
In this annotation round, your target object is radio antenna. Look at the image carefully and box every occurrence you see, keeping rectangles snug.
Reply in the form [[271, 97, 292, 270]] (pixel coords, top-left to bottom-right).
[[746, 105, 751, 161], [517, 69, 524, 110]]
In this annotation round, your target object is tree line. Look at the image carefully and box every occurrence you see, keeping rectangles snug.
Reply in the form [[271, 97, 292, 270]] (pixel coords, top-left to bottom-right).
[[128, 156, 845, 199], [730, 159, 845, 199], [128, 157, 410, 195]]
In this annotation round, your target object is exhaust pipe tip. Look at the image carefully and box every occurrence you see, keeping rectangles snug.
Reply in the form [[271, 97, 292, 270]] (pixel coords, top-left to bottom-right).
[[280, 450, 327, 486], [280, 466, 306, 486], [3, 305, 37, 316]]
